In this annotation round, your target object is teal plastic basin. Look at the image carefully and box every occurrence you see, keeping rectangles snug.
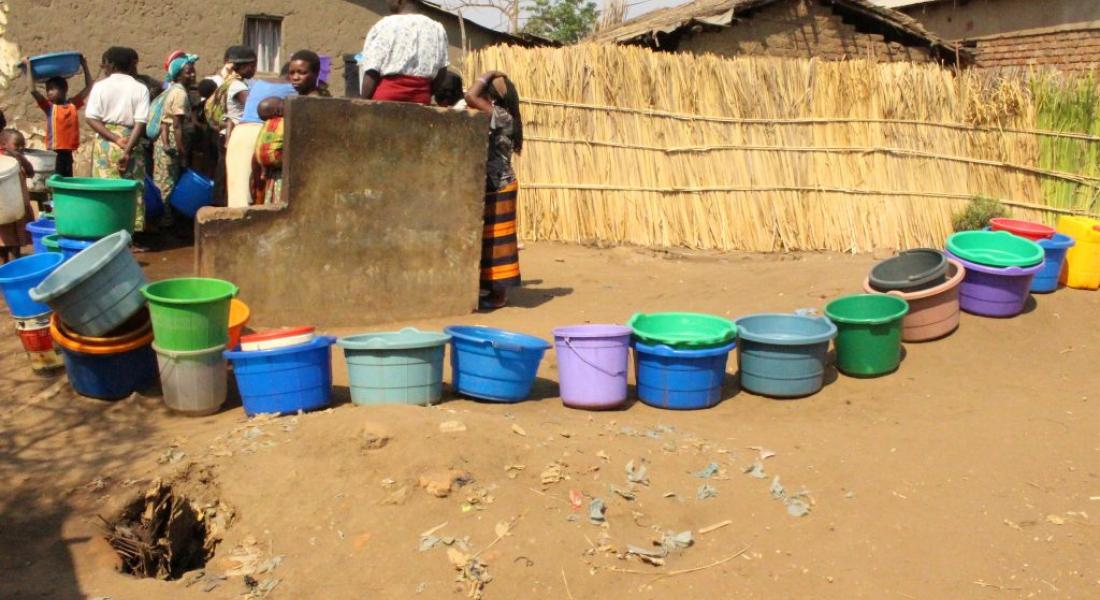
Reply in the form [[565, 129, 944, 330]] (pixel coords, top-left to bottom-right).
[[337, 328, 451, 406], [946, 230, 1044, 268]]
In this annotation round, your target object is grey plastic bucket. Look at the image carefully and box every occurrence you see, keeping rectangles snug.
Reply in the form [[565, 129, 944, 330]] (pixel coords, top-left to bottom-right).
[[337, 328, 451, 406], [154, 343, 227, 416], [734, 312, 837, 398], [29, 230, 147, 337]]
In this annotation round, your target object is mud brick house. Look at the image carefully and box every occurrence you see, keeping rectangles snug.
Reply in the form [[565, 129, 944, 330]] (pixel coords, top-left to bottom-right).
[[884, 0, 1100, 71], [592, 0, 967, 66], [0, 0, 536, 139]]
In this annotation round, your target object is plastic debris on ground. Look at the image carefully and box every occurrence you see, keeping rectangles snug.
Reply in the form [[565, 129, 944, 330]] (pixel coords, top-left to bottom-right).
[[697, 484, 717, 500], [625, 459, 649, 485]]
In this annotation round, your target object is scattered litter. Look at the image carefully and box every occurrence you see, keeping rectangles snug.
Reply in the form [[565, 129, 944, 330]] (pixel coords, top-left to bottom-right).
[[693, 462, 720, 479], [625, 530, 693, 566], [769, 476, 786, 499], [182, 569, 226, 592], [698, 520, 732, 535], [661, 530, 694, 551], [743, 460, 767, 479], [626, 544, 666, 566], [418, 469, 473, 498], [540, 461, 567, 486], [439, 421, 467, 433], [697, 484, 717, 500], [559, 431, 572, 438], [1046, 514, 1066, 526], [626, 459, 649, 485], [446, 549, 492, 599], [749, 446, 776, 461], [569, 489, 584, 510], [662, 492, 677, 499], [588, 498, 607, 524], [156, 448, 186, 465], [511, 424, 527, 437], [610, 485, 636, 501], [380, 478, 396, 488], [768, 476, 813, 518], [786, 498, 811, 518]]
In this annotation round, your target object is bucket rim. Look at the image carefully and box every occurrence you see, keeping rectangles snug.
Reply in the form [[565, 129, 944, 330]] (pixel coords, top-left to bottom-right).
[[444, 325, 551, 351], [229, 298, 251, 328], [28, 230, 131, 302], [54, 309, 151, 346], [337, 327, 451, 350], [1037, 232, 1075, 250], [0, 251, 64, 284], [633, 338, 736, 357], [141, 277, 239, 305], [944, 250, 1045, 276], [51, 311, 153, 354], [735, 312, 837, 345], [627, 312, 737, 347], [863, 259, 966, 300], [46, 173, 141, 192], [552, 324, 633, 339], [824, 294, 910, 326], [225, 334, 335, 360]]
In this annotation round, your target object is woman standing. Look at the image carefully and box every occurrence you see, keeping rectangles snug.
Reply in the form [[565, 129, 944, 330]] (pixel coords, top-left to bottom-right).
[[464, 72, 523, 310], [358, 0, 449, 105], [152, 53, 198, 209], [85, 47, 150, 232]]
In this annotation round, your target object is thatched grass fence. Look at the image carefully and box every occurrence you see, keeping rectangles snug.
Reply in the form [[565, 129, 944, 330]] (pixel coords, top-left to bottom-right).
[[465, 45, 1100, 252]]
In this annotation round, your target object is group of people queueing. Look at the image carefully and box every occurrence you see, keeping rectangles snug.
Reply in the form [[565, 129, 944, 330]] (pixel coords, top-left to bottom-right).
[[4, 0, 523, 309]]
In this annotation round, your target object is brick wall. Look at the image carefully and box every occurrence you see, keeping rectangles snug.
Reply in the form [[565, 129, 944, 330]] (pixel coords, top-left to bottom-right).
[[972, 28, 1100, 71], [677, 0, 935, 63]]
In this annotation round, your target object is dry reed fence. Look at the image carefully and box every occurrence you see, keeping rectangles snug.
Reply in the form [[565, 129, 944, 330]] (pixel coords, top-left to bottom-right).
[[465, 44, 1100, 252]]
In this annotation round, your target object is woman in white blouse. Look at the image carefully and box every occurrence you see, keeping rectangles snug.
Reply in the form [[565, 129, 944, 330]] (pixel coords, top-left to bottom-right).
[[358, 0, 450, 105]]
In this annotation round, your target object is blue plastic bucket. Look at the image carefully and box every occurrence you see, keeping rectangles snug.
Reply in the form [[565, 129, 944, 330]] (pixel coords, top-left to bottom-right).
[[144, 177, 164, 223], [0, 253, 64, 318], [735, 313, 838, 398], [634, 340, 736, 410], [1032, 233, 1075, 293], [444, 326, 550, 402], [58, 236, 96, 261], [50, 316, 158, 401], [27, 52, 83, 79], [337, 328, 451, 406], [168, 170, 214, 219], [26, 218, 56, 254], [29, 231, 148, 337], [225, 336, 336, 416]]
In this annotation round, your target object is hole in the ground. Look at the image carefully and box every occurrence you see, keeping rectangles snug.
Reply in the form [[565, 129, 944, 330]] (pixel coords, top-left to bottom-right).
[[102, 481, 218, 580]]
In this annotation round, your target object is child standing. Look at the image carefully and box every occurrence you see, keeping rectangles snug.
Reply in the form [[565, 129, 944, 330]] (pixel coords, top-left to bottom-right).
[[24, 55, 92, 177], [0, 129, 36, 263]]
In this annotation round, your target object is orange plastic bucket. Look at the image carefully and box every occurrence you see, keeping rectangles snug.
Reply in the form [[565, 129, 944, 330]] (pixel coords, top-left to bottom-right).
[[50, 312, 154, 355], [228, 299, 251, 349]]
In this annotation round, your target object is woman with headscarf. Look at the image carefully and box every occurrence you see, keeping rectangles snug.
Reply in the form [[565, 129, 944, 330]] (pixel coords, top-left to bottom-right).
[[464, 71, 524, 310], [358, 0, 449, 105], [151, 53, 198, 214], [85, 46, 150, 232]]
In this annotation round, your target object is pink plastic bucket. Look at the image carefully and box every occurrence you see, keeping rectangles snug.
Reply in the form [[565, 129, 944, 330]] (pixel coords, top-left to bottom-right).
[[553, 324, 631, 410]]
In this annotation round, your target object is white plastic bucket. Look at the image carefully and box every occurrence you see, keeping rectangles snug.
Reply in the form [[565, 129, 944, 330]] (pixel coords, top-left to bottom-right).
[[155, 343, 228, 416], [0, 155, 26, 224], [23, 150, 56, 192]]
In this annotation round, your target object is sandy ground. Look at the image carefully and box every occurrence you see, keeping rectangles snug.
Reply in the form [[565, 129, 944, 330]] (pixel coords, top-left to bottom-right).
[[1, 242, 1098, 600]]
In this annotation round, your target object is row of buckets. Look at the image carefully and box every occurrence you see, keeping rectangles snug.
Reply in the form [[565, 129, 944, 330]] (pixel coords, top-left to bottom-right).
[[0, 212, 1095, 413]]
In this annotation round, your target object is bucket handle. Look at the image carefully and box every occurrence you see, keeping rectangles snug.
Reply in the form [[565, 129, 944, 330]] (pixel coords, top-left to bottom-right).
[[563, 337, 627, 378], [489, 339, 525, 353]]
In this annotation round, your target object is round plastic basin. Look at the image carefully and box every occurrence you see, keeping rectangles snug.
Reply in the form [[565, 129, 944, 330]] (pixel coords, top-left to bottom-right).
[[47, 175, 139, 239], [825, 294, 909, 377], [946, 230, 1043, 268], [141, 277, 238, 351], [627, 312, 736, 349]]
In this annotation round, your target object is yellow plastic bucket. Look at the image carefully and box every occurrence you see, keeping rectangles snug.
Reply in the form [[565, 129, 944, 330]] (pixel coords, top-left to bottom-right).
[[1056, 216, 1100, 290]]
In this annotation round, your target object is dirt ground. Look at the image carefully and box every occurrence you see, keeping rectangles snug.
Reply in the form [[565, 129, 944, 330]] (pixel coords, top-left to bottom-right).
[[1, 242, 1098, 600]]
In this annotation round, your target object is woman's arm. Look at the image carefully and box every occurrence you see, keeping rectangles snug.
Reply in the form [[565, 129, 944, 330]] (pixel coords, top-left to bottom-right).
[[172, 114, 187, 169], [463, 71, 506, 113], [8, 150, 34, 178], [361, 71, 380, 99], [116, 123, 146, 175], [86, 117, 124, 145]]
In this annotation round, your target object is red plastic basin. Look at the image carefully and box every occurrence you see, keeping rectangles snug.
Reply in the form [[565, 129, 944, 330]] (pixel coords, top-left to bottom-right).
[[990, 218, 1055, 241]]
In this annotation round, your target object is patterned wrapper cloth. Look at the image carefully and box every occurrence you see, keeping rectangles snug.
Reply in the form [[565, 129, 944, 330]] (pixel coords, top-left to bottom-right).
[[90, 123, 146, 232], [480, 180, 521, 292]]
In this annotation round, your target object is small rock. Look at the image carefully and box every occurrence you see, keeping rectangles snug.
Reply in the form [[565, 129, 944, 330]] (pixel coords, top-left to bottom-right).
[[512, 424, 527, 437], [439, 421, 467, 433], [418, 470, 473, 498], [360, 422, 392, 450]]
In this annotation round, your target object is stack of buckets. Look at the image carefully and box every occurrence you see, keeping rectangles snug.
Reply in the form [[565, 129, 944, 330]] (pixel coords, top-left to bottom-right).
[[626, 313, 737, 410], [0, 252, 66, 375], [226, 324, 336, 416], [861, 248, 960, 342], [27, 231, 157, 397], [142, 277, 240, 416], [944, 228, 1045, 317]]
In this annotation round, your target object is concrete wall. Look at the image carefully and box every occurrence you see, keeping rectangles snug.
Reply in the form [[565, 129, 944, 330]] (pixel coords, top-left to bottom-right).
[[196, 97, 489, 327], [0, 0, 506, 153], [899, 0, 1100, 72], [899, 0, 1100, 40], [677, 0, 935, 63]]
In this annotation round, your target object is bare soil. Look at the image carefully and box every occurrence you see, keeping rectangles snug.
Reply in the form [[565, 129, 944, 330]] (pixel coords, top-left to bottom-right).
[[2, 242, 1098, 599]]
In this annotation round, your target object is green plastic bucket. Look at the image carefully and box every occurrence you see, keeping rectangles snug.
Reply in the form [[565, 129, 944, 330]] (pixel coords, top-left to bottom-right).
[[42, 234, 61, 254], [47, 175, 138, 239], [824, 294, 909, 377], [627, 312, 737, 349], [141, 278, 238, 351]]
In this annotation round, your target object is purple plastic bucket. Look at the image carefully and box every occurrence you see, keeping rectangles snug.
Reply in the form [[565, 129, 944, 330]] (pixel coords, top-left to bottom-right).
[[553, 324, 631, 410], [945, 251, 1043, 317]]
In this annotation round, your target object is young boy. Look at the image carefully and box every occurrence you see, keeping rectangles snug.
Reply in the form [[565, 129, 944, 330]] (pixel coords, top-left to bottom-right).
[[24, 55, 92, 177], [0, 129, 36, 262]]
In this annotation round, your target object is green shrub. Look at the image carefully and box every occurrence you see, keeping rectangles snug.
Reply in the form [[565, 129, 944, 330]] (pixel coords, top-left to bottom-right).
[[952, 197, 1009, 232]]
